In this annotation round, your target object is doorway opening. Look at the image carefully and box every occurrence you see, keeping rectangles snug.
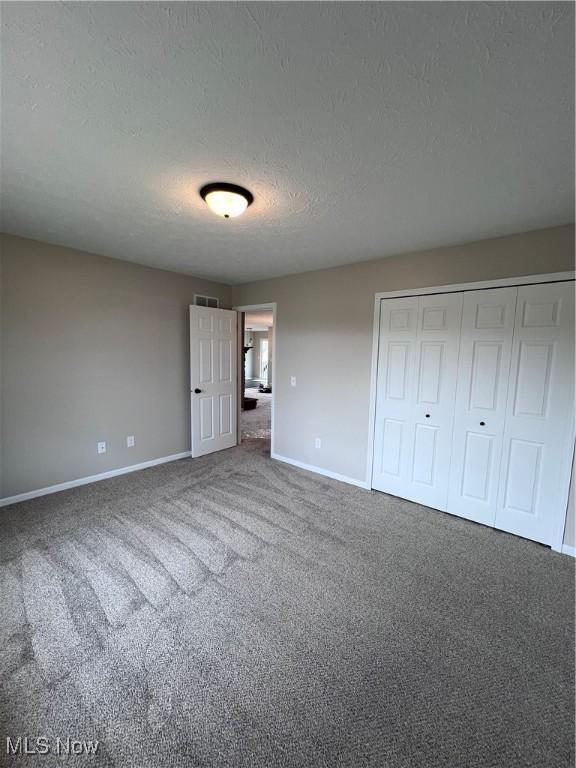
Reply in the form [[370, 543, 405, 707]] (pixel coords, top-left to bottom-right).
[[235, 304, 276, 452]]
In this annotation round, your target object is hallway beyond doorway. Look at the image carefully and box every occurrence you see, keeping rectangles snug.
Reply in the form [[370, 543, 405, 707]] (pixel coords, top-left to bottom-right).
[[241, 387, 272, 440], [238, 303, 275, 449]]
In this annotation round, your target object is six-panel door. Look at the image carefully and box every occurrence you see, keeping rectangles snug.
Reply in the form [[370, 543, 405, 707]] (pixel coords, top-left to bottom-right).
[[372, 292, 463, 510], [372, 296, 418, 500], [494, 282, 575, 545], [447, 287, 517, 526], [373, 281, 574, 548], [190, 306, 238, 458]]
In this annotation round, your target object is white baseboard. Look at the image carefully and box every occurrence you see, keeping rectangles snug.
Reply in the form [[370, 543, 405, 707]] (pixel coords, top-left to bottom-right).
[[0, 452, 192, 508], [271, 452, 369, 489], [561, 544, 576, 558]]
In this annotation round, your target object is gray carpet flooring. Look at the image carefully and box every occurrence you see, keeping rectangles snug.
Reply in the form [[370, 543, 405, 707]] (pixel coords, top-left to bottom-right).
[[0, 439, 574, 767], [241, 388, 272, 440]]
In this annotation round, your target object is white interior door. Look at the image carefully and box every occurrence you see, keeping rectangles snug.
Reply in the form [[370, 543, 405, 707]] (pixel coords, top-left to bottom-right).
[[372, 292, 463, 510], [447, 287, 517, 526], [495, 282, 575, 545], [190, 306, 237, 458]]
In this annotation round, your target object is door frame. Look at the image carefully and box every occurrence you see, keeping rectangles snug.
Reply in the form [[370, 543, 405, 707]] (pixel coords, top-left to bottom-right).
[[234, 302, 277, 454], [366, 271, 575, 553]]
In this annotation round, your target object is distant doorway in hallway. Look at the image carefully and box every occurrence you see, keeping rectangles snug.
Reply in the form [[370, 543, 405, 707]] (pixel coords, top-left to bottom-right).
[[236, 304, 276, 449]]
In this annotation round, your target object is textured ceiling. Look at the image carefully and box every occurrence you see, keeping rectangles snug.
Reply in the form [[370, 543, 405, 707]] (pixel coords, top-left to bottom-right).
[[1, 2, 573, 284]]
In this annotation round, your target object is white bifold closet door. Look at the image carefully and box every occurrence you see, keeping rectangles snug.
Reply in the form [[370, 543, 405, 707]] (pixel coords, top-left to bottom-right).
[[372, 292, 463, 510], [446, 287, 518, 526], [373, 280, 574, 547], [494, 282, 574, 545]]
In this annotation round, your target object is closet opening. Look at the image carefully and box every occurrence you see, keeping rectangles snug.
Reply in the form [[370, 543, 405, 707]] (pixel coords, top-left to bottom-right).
[[368, 273, 575, 553]]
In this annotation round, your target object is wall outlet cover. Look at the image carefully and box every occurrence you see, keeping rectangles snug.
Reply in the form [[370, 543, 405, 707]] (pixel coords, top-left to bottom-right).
[[127, 435, 135, 448], [290, 376, 297, 387], [97, 441, 106, 454]]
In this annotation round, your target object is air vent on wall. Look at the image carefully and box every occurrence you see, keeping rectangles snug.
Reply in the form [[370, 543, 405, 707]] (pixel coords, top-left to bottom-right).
[[194, 294, 220, 308]]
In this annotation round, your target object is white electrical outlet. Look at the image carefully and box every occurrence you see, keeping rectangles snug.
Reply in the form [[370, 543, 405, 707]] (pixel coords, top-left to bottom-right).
[[290, 376, 297, 387], [97, 441, 106, 454], [127, 435, 135, 448], [315, 438, 322, 449]]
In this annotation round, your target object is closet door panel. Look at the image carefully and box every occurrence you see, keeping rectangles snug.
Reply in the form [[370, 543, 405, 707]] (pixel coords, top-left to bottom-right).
[[372, 297, 418, 496], [495, 282, 574, 545], [447, 287, 517, 525], [372, 293, 463, 511], [407, 293, 463, 510]]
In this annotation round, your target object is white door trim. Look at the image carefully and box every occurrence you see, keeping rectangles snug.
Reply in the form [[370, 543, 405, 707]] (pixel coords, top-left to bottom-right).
[[551, 441, 575, 553], [366, 271, 575, 552], [234, 302, 277, 455]]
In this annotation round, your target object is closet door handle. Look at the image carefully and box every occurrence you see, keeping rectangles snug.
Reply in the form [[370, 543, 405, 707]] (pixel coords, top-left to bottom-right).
[[194, 388, 203, 394]]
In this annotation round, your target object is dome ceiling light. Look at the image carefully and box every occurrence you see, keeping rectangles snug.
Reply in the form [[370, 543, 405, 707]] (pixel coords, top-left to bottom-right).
[[200, 182, 254, 219]]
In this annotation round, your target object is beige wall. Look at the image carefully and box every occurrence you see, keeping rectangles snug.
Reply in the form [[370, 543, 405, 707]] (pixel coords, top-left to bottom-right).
[[0, 234, 231, 498], [232, 224, 575, 545]]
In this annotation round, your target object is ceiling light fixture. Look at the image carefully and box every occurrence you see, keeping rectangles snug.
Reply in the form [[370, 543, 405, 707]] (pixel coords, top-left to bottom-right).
[[200, 182, 254, 219]]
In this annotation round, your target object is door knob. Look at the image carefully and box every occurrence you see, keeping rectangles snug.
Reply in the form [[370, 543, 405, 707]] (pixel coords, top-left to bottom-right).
[[480, 421, 485, 426], [425, 414, 430, 418], [194, 388, 202, 394]]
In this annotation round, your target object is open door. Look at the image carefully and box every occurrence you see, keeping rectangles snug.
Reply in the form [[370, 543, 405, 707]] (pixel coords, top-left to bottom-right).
[[190, 305, 238, 457]]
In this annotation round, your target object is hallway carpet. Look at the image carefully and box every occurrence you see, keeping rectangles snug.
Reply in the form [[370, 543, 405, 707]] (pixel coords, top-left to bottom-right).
[[0, 440, 574, 767], [241, 388, 272, 440]]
